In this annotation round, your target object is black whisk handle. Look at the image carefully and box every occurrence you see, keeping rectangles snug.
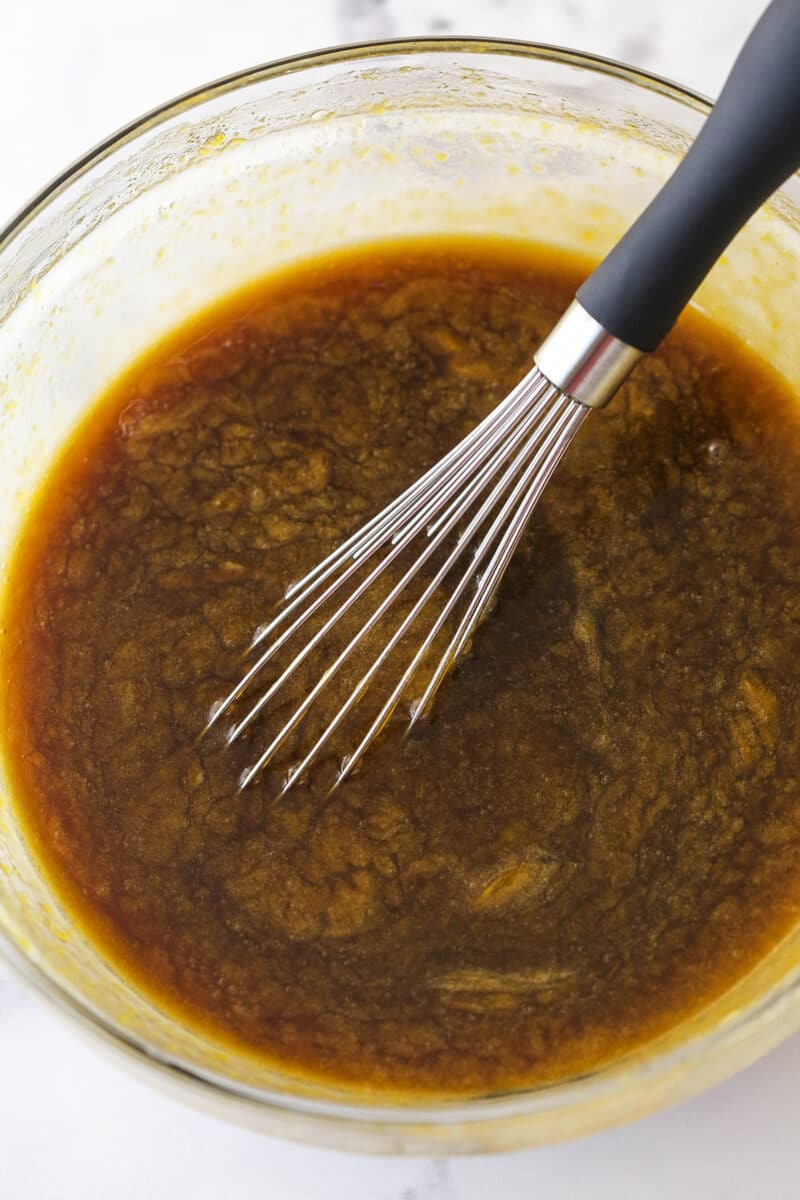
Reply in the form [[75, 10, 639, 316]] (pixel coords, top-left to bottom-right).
[[577, 0, 800, 352]]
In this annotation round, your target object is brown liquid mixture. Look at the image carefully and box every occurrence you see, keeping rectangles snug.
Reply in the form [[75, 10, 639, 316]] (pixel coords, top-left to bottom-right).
[[4, 239, 800, 1096]]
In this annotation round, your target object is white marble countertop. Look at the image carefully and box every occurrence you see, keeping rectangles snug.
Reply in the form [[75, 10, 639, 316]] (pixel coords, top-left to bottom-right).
[[1, 1, 795, 1196]]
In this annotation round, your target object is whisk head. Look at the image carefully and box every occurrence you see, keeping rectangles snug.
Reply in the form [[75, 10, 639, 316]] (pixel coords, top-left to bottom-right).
[[204, 365, 588, 794]]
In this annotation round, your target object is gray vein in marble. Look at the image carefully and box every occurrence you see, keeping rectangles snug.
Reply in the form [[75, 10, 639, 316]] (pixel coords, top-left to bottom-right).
[[618, 23, 661, 69], [383, 1160, 459, 1200], [337, 0, 396, 40]]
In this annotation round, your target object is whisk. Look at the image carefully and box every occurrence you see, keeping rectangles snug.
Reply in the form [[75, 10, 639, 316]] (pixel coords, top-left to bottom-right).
[[206, 0, 800, 793]]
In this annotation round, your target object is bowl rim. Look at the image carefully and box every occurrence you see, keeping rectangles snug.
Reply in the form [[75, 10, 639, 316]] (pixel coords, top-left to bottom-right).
[[5, 36, 794, 1152], [0, 35, 712, 255]]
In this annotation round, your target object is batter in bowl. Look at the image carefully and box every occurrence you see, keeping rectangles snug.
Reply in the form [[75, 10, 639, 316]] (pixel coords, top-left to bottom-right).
[[3, 238, 800, 1095]]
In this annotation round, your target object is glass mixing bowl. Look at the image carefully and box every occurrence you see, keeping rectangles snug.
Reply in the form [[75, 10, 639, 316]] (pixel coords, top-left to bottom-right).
[[2, 39, 800, 1155]]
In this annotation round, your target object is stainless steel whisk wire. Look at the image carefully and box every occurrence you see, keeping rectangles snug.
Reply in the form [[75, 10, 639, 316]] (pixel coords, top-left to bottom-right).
[[205, 368, 587, 791], [204, 0, 800, 794]]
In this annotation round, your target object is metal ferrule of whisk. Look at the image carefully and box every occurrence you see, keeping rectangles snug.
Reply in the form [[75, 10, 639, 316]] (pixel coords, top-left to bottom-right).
[[533, 301, 642, 410]]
